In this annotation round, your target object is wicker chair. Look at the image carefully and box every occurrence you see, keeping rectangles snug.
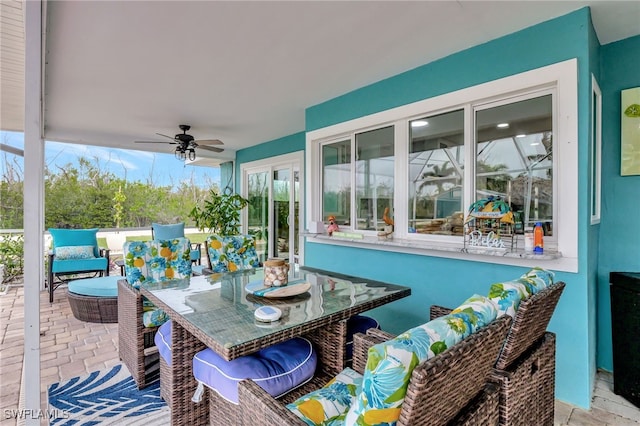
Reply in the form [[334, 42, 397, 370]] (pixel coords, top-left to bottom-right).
[[430, 280, 566, 426], [118, 238, 192, 389], [237, 315, 512, 426]]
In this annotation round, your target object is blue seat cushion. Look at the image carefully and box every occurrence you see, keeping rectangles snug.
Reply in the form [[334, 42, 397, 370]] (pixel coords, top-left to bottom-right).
[[193, 337, 317, 404], [68, 276, 119, 297], [155, 320, 172, 366], [52, 257, 108, 274], [346, 315, 380, 360]]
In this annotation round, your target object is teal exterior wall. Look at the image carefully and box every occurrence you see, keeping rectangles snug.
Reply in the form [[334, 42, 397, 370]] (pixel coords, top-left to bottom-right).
[[596, 35, 640, 372], [304, 8, 594, 407], [219, 161, 234, 192], [235, 132, 305, 189], [231, 8, 635, 408]]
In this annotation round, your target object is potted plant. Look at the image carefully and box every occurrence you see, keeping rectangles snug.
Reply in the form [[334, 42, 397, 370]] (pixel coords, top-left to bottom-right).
[[188, 189, 249, 236]]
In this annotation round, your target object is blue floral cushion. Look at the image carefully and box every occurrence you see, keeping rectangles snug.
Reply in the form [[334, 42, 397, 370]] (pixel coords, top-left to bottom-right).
[[54, 245, 96, 260], [123, 238, 192, 287], [487, 280, 531, 317], [519, 267, 555, 294], [345, 312, 473, 425], [207, 235, 260, 272], [143, 308, 169, 328], [450, 294, 499, 333], [287, 367, 363, 425]]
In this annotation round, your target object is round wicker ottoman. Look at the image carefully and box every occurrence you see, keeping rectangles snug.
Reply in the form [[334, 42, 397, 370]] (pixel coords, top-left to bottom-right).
[[68, 276, 120, 323]]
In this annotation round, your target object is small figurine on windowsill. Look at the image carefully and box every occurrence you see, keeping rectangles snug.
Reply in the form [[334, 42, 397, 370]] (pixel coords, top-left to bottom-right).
[[326, 215, 339, 236]]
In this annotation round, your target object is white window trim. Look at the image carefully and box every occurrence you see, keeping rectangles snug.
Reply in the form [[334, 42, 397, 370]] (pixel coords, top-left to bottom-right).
[[591, 74, 602, 225], [306, 59, 578, 272], [240, 151, 305, 264]]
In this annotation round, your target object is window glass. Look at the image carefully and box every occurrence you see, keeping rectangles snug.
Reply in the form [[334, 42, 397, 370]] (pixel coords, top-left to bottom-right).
[[322, 140, 351, 226], [355, 126, 394, 231], [247, 171, 269, 263], [475, 94, 553, 235], [408, 110, 464, 235]]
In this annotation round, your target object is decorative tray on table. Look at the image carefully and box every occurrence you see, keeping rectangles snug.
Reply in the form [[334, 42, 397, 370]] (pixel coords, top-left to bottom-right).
[[245, 279, 311, 298]]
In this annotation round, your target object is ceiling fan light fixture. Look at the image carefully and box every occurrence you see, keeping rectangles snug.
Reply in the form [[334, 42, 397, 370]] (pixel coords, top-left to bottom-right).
[[175, 148, 186, 160], [188, 148, 196, 161]]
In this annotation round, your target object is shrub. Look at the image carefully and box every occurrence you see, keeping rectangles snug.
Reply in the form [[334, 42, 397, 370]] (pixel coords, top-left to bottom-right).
[[0, 233, 24, 283]]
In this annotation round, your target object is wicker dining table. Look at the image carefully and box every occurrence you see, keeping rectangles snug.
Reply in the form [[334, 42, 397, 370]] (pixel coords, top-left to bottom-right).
[[140, 265, 411, 426]]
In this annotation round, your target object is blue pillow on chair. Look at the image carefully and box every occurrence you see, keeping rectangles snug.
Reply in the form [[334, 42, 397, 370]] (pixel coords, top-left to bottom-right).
[[152, 222, 185, 240]]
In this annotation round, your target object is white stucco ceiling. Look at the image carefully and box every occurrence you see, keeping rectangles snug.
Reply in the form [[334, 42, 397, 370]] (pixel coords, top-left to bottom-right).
[[2, 1, 639, 163]]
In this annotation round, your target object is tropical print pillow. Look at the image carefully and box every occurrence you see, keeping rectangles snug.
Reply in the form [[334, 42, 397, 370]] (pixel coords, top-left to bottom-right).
[[345, 313, 471, 425], [206, 235, 260, 272], [450, 294, 499, 333], [154, 238, 193, 280], [54, 245, 96, 260], [519, 267, 554, 294], [487, 280, 531, 317], [143, 308, 169, 328], [287, 367, 363, 425], [123, 238, 192, 287]]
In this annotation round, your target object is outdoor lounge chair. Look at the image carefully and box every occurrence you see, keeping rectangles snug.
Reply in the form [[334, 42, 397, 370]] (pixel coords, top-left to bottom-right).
[[118, 238, 192, 389], [237, 311, 512, 425], [47, 228, 110, 303]]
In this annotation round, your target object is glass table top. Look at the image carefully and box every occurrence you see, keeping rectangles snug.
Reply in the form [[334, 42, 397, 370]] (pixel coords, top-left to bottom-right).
[[140, 266, 410, 354]]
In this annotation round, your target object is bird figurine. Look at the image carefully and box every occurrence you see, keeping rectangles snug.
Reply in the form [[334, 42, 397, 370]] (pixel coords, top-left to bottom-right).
[[326, 215, 339, 236], [383, 207, 394, 226]]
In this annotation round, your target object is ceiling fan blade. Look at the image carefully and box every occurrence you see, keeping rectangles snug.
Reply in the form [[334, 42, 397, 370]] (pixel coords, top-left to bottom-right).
[[195, 139, 223, 146], [198, 145, 224, 153], [156, 133, 177, 141], [134, 140, 177, 144]]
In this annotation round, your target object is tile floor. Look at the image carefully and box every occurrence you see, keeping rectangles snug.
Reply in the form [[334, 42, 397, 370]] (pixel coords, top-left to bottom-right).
[[1, 281, 639, 425]]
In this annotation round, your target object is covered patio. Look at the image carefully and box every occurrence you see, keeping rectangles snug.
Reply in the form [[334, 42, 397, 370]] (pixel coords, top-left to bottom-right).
[[2, 0, 640, 424]]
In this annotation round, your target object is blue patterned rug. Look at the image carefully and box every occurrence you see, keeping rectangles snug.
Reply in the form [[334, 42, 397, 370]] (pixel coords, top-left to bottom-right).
[[47, 364, 169, 425]]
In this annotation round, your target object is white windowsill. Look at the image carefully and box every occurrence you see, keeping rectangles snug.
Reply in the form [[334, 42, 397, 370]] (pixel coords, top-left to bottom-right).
[[305, 233, 577, 273]]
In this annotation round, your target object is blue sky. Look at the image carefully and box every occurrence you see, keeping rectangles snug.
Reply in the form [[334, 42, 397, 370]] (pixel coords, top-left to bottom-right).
[[1, 130, 221, 190]]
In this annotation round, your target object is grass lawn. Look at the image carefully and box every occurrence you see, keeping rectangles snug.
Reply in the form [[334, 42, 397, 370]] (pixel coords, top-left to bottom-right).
[[125, 233, 208, 243]]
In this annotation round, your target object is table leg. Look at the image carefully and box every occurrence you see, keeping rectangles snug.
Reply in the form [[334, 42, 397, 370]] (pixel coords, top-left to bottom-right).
[[304, 319, 348, 376], [169, 321, 208, 426]]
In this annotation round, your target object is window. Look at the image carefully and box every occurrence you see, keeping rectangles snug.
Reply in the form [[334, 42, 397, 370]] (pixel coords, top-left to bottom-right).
[[321, 126, 394, 231], [409, 110, 464, 234], [307, 59, 578, 272], [322, 140, 351, 226], [475, 94, 554, 235], [355, 126, 394, 231]]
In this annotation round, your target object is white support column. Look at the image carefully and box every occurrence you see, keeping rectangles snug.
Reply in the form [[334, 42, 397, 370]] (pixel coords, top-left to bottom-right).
[[23, 1, 44, 423]]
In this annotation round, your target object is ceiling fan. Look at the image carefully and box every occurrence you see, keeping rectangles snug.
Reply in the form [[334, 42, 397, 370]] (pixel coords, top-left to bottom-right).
[[135, 124, 224, 160]]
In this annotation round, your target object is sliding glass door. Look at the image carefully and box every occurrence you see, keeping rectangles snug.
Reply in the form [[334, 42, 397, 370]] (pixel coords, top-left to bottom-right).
[[242, 152, 303, 265]]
